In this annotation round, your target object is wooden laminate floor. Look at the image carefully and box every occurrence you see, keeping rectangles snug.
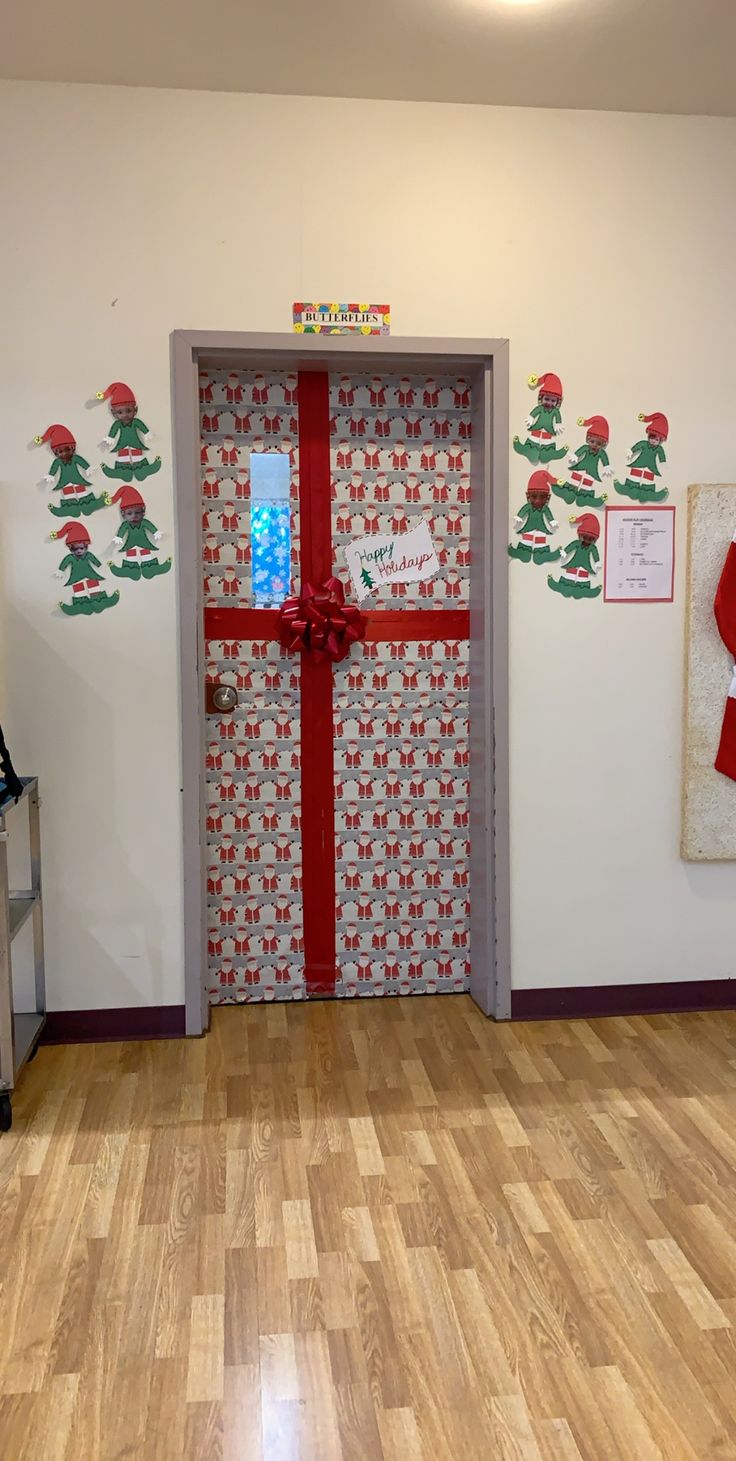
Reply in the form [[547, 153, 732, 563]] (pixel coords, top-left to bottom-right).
[[3, 997, 736, 1458]]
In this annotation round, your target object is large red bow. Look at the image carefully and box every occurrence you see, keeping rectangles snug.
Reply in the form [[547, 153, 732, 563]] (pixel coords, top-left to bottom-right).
[[277, 576, 366, 665]]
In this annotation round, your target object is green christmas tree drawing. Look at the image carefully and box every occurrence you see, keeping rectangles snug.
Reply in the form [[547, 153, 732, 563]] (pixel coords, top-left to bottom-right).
[[360, 564, 374, 591]]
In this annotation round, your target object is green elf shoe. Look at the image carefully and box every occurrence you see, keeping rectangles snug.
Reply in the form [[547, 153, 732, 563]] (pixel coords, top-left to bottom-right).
[[49, 499, 83, 519], [508, 541, 533, 563], [141, 556, 172, 579], [101, 461, 135, 483], [537, 442, 568, 463], [572, 488, 607, 509], [512, 436, 539, 463], [133, 457, 162, 481], [532, 544, 562, 564], [79, 493, 110, 516], [90, 591, 120, 613], [547, 574, 601, 599], [551, 482, 577, 505], [109, 559, 142, 580]]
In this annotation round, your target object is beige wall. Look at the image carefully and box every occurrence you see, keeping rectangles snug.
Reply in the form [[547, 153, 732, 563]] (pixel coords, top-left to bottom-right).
[[1, 79, 735, 1009]]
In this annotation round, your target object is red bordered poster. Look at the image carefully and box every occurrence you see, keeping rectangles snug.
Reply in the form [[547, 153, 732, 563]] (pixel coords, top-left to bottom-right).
[[604, 504, 676, 603]]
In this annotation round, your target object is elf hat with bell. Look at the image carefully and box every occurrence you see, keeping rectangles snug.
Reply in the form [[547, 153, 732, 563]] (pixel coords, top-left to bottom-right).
[[527, 470, 557, 496], [110, 485, 145, 510], [639, 411, 669, 439], [578, 415, 610, 442], [96, 381, 136, 408], [573, 512, 600, 539], [35, 423, 76, 450], [52, 520, 90, 546], [529, 372, 563, 398]]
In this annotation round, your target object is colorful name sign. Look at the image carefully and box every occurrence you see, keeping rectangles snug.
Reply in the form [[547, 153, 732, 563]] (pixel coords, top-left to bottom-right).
[[346, 522, 439, 600], [293, 302, 390, 335]]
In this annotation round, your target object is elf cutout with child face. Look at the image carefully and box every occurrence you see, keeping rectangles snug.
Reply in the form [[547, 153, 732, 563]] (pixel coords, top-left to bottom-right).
[[508, 471, 561, 564], [513, 373, 568, 464], [52, 521, 119, 616], [97, 381, 162, 482], [553, 415, 612, 508], [547, 512, 602, 599], [614, 412, 669, 502], [109, 485, 172, 580], [36, 424, 107, 518]]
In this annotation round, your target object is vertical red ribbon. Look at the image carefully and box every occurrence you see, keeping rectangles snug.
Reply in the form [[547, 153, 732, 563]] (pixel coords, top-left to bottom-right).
[[297, 373, 337, 993]]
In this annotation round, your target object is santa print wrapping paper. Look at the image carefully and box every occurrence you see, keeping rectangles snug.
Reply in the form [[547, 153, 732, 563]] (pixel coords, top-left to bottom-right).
[[332, 639, 470, 998], [204, 638, 305, 1004], [200, 368, 300, 610], [330, 372, 471, 608]]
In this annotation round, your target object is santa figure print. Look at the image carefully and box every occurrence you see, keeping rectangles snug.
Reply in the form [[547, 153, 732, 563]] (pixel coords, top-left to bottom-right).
[[513, 373, 567, 464], [109, 485, 172, 581], [97, 382, 162, 481], [36, 424, 107, 518], [548, 512, 602, 599], [554, 416, 612, 508], [614, 412, 670, 502], [508, 471, 561, 565], [52, 521, 119, 617]]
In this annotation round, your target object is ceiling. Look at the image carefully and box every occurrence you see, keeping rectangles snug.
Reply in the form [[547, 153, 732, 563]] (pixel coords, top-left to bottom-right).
[[3, 0, 736, 117]]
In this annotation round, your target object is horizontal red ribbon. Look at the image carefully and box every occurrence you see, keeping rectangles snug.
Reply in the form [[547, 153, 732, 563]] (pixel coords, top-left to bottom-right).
[[205, 607, 469, 643]]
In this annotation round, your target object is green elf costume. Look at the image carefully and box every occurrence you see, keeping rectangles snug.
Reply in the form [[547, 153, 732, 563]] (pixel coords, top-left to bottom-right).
[[35, 423, 107, 518], [508, 470, 562, 564], [614, 412, 669, 502], [513, 372, 568, 464], [97, 381, 162, 483], [548, 512, 602, 599], [109, 484, 172, 581], [553, 415, 612, 508], [52, 520, 119, 616]]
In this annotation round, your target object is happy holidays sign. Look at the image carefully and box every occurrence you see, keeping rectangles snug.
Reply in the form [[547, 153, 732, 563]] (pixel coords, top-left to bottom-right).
[[345, 522, 439, 601]]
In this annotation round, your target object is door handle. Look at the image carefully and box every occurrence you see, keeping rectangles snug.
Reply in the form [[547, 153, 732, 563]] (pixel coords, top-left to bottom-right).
[[206, 681, 238, 715]]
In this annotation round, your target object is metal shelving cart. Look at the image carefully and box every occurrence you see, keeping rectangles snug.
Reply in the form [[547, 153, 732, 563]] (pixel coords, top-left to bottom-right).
[[0, 778, 45, 1131]]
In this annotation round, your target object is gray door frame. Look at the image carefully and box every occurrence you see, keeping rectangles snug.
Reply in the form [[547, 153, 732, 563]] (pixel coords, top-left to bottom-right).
[[170, 331, 510, 1035]]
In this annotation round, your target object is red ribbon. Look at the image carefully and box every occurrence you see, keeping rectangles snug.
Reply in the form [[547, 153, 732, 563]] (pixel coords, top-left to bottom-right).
[[277, 576, 366, 665]]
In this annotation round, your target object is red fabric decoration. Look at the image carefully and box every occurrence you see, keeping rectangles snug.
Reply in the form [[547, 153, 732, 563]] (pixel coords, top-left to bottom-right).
[[277, 577, 366, 665], [714, 535, 736, 781]]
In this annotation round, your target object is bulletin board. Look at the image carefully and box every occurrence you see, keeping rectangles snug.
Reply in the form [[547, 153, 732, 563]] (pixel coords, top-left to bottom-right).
[[682, 484, 736, 860]]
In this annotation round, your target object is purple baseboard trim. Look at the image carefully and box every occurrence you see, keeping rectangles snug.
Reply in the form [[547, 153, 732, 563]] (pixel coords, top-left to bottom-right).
[[511, 980, 736, 1022], [41, 1005, 186, 1045]]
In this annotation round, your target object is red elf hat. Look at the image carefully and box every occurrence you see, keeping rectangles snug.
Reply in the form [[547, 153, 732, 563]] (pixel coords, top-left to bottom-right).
[[527, 470, 557, 494], [578, 415, 610, 442], [34, 424, 76, 450], [529, 372, 563, 397], [573, 513, 600, 539], [639, 411, 669, 439], [110, 485, 145, 510], [97, 382, 136, 408], [53, 520, 90, 546]]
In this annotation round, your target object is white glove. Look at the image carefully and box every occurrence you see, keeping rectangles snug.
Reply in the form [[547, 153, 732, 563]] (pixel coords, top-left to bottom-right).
[[549, 519, 559, 531], [43, 474, 54, 485], [554, 424, 564, 436], [53, 570, 65, 580], [112, 535, 123, 547], [591, 561, 601, 575], [103, 435, 114, 449], [153, 531, 162, 543], [601, 465, 613, 479], [626, 449, 635, 464], [524, 415, 534, 430], [513, 516, 523, 529]]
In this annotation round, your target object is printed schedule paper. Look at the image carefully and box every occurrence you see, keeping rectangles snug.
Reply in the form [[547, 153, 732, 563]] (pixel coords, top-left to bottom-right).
[[604, 505, 676, 602]]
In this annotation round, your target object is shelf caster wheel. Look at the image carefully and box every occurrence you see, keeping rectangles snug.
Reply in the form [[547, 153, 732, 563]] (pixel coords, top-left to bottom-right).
[[0, 1093, 11, 1132]]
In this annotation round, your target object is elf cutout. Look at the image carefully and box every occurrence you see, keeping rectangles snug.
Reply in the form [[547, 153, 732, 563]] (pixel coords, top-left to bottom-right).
[[547, 513, 602, 599], [513, 373, 568, 464], [36, 424, 107, 518], [614, 412, 669, 502], [508, 471, 561, 564], [52, 521, 119, 616], [553, 416, 612, 508], [109, 485, 172, 580], [97, 381, 162, 482]]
